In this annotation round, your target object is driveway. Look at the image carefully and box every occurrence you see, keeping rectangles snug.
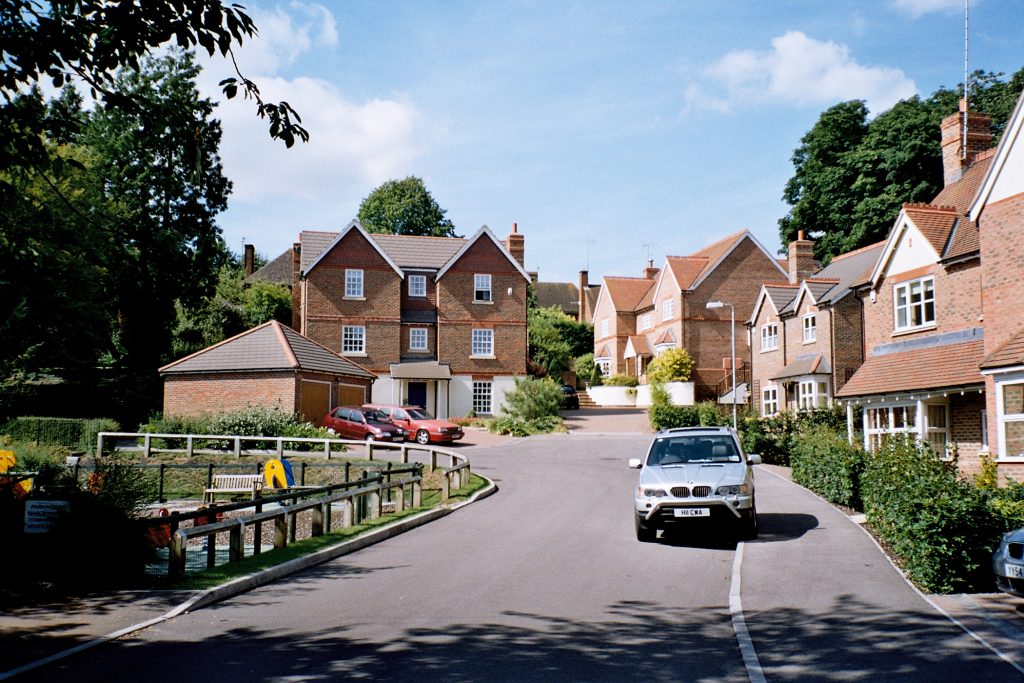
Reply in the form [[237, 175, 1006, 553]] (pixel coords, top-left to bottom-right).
[[560, 407, 652, 434]]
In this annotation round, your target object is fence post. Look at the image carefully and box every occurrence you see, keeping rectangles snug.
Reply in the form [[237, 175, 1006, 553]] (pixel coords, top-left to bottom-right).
[[342, 498, 354, 528], [187, 435, 194, 458], [312, 503, 324, 537], [158, 463, 166, 503], [289, 497, 298, 542], [253, 498, 263, 556], [206, 528, 216, 569], [229, 520, 244, 563], [301, 461, 307, 486], [441, 474, 450, 502], [413, 479, 422, 507], [395, 483, 405, 512], [401, 444, 409, 464], [144, 433, 152, 457], [366, 441, 374, 460], [430, 451, 437, 471], [368, 485, 381, 520], [277, 437, 284, 457], [170, 530, 187, 580], [325, 440, 332, 460], [344, 462, 350, 482], [96, 433, 103, 457], [234, 437, 241, 458], [274, 513, 288, 549], [206, 463, 214, 493]]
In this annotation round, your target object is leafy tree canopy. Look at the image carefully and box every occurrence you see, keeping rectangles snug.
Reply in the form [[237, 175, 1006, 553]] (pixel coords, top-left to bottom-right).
[[780, 67, 1024, 263], [647, 348, 695, 384], [527, 306, 593, 379], [357, 176, 457, 237]]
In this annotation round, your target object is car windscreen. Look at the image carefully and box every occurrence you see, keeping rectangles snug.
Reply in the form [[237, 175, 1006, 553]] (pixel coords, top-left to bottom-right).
[[647, 435, 742, 465], [362, 409, 387, 422], [406, 408, 432, 419]]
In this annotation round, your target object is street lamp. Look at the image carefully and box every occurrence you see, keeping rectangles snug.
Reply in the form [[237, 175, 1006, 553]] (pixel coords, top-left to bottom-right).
[[706, 300, 737, 430]]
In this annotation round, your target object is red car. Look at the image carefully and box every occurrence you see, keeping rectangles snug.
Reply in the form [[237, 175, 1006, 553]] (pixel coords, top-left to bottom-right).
[[364, 404, 464, 445], [323, 406, 407, 441]]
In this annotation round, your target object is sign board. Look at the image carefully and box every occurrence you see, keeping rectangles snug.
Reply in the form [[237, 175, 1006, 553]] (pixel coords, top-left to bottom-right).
[[24, 500, 71, 534]]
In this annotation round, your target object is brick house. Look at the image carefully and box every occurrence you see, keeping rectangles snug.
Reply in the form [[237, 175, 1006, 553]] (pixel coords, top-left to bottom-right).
[[973, 92, 1024, 480], [160, 320, 376, 426], [293, 219, 529, 418], [592, 230, 788, 400], [836, 101, 998, 473], [747, 234, 884, 416]]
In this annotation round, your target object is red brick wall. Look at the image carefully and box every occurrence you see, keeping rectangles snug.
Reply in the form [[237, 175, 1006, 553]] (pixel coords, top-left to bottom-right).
[[750, 302, 786, 414], [950, 390, 986, 475], [830, 295, 864, 394], [980, 193, 1024, 355]]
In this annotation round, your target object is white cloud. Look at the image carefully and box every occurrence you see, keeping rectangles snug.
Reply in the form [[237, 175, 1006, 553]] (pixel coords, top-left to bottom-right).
[[889, 0, 974, 18], [685, 31, 917, 115]]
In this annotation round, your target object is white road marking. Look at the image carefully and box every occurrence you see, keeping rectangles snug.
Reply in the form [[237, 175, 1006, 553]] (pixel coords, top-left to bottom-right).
[[731, 541, 767, 683]]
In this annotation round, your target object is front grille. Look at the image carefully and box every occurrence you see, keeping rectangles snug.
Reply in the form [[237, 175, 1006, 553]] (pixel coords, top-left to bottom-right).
[[671, 486, 690, 498], [1009, 543, 1024, 560], [692, 486, 712, 497]]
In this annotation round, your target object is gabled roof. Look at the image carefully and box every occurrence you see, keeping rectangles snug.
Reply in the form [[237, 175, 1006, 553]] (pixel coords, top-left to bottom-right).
[[595, 343, 612, 358], [602, 276, 656, 313], [686, 229, 787, 291], [783, 278, 840, 315], [303, 219, 404, 278], [981, 328, 1024, 371], [664, 256, 709, 291], [970, 89, 1024, 220], [868, 206, 944, 289], [933, 150, 995, 214], [772, 353, 831, 381], [624, 335, 651, 358], [536, 282, 580, 315], [435, 225, 530, 282], [748, 283, 798, 324], [247, 249, 293, 286], [160, 321, 376, 379], [371, 234, 466, 269], [903, 204, 959, 255], [654, 328, 676, 345], [815, 241, 885, 303]]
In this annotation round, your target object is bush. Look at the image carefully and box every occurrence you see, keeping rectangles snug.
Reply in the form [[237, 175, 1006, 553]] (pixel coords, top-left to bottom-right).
[[575, 353, 600, 387], [649, 401, 728, 431], [646, 348, 695, 383], [860, 439, 1002, 593], [790, 425, 864, 508], [487, 415, 564, 436], [502, 377, 562, 421], [603, 374, 638, 387], [2, 417, 120, 453], [740, 406, 847, 466]]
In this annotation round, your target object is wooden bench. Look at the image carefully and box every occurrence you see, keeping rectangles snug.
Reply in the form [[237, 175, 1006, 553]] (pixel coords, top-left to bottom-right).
[[204, 474, 264, 503]]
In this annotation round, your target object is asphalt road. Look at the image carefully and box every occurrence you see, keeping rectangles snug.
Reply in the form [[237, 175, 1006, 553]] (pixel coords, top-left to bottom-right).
[[28, 433, 1023, 682]]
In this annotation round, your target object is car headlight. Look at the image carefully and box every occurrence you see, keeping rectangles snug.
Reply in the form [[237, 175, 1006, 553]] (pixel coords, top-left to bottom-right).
[[638, 487, 668, 498], [716, 483, 753, 496]]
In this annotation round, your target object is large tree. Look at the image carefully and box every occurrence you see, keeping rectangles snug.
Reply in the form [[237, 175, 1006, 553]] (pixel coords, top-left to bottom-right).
[[779, 68, 1024, 263], [357, 176, 457, 237]]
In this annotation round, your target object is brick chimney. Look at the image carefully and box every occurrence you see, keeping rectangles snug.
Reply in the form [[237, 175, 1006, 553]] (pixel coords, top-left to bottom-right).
[[506, 222, 525, 267], [291, 242, 302, 331], [788, 230, 817, 284], [578, 270, 589, 322], [644, 259, 659, 280], [941, 99, 992, 186], [244, 244, 255, 276]]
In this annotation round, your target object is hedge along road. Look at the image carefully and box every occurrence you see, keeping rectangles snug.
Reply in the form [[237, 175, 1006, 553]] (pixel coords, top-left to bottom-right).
[[29, 433, 1019, 682]]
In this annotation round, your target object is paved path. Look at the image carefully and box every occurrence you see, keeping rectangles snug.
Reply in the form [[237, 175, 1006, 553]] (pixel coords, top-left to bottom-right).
[[10, 433, 1021, 682]]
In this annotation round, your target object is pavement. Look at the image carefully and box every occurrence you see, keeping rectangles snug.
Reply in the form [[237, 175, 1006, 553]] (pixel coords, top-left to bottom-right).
[[3, 407, 1023, 678]]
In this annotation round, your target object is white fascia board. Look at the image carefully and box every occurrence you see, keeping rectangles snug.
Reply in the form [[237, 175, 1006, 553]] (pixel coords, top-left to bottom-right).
[[434, 225, 531, 282], [970, 91, 1024, 221], [302, 219, 404, 279]]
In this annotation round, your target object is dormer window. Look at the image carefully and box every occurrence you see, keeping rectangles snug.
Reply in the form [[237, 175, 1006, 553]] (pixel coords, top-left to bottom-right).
[[474, 274, 492, 302], [803, 314, 817, 343], [894, 277, 935, 332]]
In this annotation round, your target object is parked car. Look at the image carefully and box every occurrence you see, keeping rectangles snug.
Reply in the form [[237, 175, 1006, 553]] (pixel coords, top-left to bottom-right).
[[323, 406, 407, 442], [628, 426, 761, 542], [993, 528, 1024, 597], [560, 384, 580, 410], [364, 404, 464, 445]]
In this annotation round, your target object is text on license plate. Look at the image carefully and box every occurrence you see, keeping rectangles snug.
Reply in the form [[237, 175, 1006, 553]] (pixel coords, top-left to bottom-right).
[[674, 508, 710, 518], [1008, 564, 1024, 579]]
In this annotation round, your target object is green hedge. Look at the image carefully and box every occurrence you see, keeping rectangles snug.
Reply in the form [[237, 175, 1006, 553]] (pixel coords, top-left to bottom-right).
[[2, 416, 119, 453], [649, 401, 728, 431], [790, 425, 864, 508], [740, 407, 847, 466]]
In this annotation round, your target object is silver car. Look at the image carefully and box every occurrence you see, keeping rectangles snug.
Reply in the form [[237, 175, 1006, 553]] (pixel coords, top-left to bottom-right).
[[629, 426, 761, 542], [993, 527, 1024, 597]]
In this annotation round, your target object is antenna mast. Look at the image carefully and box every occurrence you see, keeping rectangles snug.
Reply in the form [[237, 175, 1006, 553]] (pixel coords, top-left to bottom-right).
[[962, 0, 970, 160]]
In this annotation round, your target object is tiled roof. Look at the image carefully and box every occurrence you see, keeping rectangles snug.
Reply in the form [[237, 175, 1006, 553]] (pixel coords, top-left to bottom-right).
[[932, 151, 995, 213], [762, 284, 798, 316], [299, 231, 338, 271], [836, 338, 983, 397], [603, 276, 656, 312], [247, 249, 293, 286], [783, 279, 839, 314], [665, 256, 711, 290], [299, 229, 468, 271], [816, 241, 884, 303], [595, 343, 612, 358], [903, 204, 959, 256], [943, 216, 980, 260], [772, 353, 830, 380], [627, 335, 652, 356], [536, 282, 579, 315], [160, 321, 376, 379], [981, 328, 1024, 370]]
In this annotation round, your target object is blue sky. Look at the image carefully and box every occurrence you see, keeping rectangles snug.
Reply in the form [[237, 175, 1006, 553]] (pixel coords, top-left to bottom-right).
[[195, 0, 1023, 285]]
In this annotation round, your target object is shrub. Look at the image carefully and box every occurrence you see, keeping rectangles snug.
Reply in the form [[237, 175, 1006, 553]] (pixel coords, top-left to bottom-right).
[[603, 374, 638, 387], [646, 348, 695, 383], [575, 353, 599, 386], [502, 377, 562, 421], [861, 438, 1002, 593], [649, 401, 728, 431], [488, 415, 564, 436], [790, 425, 864, 508], [740, 406, 847, 466]]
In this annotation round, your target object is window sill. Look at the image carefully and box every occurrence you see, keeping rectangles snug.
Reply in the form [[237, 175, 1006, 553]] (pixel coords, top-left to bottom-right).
[[892, 323, 936, 337], [802, 338, 816, 345], [409, 348, 429, 353], [470, 354, 496, 360], [760, 347, 778, 353], [343, 296, 366, 301], [342, 352, 367, 357], [473, 299, 494, 305]]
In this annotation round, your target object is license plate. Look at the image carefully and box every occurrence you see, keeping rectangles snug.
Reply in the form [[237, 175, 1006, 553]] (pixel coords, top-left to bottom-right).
[[1008, 564, 1024, 579], [674, 508, 710, 518]]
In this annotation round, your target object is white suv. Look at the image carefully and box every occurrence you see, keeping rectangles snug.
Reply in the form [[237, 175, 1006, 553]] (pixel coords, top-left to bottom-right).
[[629, 426, 761, 542]]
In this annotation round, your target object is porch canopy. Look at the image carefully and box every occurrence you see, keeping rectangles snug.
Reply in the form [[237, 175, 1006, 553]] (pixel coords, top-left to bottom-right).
[[836, 336, 985, 400], [771, 353, 830, 381], [389, 361, 452, 380]]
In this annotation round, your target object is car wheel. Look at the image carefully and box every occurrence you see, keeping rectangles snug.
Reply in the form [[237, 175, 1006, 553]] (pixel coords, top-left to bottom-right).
[[415, 430, 431, 445], [365, 434, 376, 442], [635, 514, 657, 542], [739, 508, 758, 540]]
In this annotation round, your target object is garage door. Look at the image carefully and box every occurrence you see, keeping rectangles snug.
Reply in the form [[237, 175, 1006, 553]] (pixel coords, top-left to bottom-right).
[[300, 381, 331, 426], [337, 384, 366, 407]]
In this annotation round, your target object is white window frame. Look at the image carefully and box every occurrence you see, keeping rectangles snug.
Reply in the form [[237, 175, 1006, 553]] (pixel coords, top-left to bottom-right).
[[474, 274, 492, 302], [600, 318, 609, 339], [802, 313, 816, 343], [762, 386, 779, 416], [655, 343, 675, 355], [760, 323, 778, 352], [996, 375, 1024, 461], [345, 269, 364, 298], [893, 276, 935, 332], [639, 313, 652, 331], [595, 358, 611, 376], [471, 328, 494, 357], [662, 299, 674, 321], [409, 328, 428, 351], [924, 402, 950, 459], [342, 325, 365, 355], [981, 409, 989, 452], [863, 403, 918, 452], [472, 381, 493, 415], [408, 274, 427, 298]]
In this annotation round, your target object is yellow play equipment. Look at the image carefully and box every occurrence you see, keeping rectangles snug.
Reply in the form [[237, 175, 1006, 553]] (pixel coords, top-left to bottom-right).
[[0, 449, 32, 496], [264, 458, 294, 489]]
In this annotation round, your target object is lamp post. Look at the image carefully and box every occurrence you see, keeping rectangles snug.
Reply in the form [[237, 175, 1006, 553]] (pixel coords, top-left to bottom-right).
[[706, 300, 736, 430]]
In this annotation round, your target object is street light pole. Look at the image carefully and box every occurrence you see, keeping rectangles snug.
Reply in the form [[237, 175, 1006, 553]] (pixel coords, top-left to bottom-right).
[[706, 301, 737, 430]]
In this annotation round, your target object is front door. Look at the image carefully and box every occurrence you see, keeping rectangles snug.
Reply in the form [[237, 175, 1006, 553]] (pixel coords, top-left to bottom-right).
[[408, 382, 427, 409]]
